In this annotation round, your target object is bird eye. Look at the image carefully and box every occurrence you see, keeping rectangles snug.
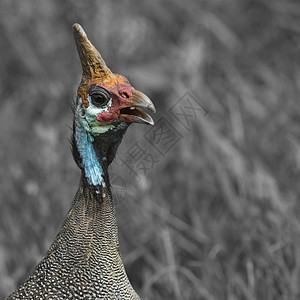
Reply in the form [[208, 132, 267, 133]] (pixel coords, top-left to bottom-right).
[[88, 86, 111, 108], [91, 93, 109, 107]]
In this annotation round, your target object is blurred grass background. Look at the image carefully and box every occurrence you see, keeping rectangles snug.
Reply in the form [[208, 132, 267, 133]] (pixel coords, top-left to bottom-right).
[[1, 0, 300, 299]]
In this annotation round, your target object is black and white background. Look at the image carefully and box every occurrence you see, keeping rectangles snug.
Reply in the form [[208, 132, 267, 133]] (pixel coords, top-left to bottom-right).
[[0, 1, 300, 299]]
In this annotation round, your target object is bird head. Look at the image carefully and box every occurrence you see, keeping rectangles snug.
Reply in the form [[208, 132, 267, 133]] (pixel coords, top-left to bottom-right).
[[72, 23, 155, 136], [72, 24, 155, 188]]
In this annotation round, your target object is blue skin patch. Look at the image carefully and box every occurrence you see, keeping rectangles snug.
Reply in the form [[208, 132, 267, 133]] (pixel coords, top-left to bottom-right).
[[75, 115, 106, 188], [76, 99, 105, 187]]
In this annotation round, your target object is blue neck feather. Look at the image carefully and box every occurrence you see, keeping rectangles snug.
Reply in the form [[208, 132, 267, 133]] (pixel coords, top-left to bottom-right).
[[75, 120, 106, 188]]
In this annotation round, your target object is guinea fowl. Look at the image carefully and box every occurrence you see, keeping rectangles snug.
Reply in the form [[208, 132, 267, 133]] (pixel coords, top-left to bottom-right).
[[7, 23, 155, 299]]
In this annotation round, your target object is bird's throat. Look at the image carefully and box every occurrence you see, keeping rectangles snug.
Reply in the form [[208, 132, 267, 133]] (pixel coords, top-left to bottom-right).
[[74, 115, 129, 191]]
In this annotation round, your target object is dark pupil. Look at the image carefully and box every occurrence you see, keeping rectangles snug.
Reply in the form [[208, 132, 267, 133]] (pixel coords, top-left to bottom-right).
[[91, 93, 108, 107]]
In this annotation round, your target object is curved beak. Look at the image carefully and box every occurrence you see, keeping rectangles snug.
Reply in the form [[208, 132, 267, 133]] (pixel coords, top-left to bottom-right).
[[120, 90, 156, 125]]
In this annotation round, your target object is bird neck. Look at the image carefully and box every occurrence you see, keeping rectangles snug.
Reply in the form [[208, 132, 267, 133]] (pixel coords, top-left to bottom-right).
[[74, 118, 128, 189], [65, 119, 126, 258]]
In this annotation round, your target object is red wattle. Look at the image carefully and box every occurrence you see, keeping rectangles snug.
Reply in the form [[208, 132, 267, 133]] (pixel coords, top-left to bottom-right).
[[96, 111, 119, 122]]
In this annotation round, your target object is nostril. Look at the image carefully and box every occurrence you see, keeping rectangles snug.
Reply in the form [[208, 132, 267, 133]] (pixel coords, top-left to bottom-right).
[[120, 92, 130, 99]]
